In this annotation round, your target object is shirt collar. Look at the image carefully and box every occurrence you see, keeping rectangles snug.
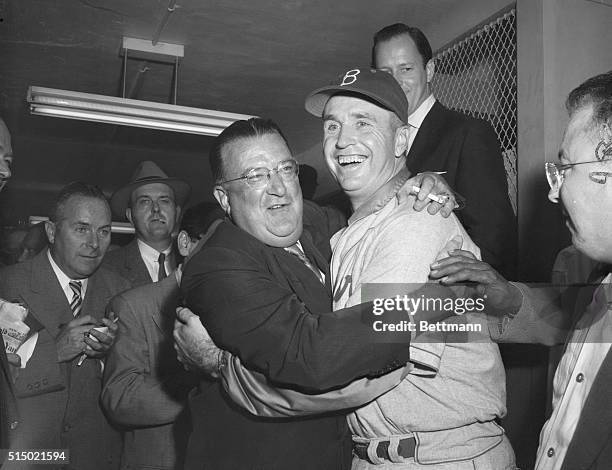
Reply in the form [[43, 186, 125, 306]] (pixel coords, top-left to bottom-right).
[[137, 238, 172, 261], [46, 249, 89, 297], [348, 166, 411, 225], [408, 93, 436, 130]]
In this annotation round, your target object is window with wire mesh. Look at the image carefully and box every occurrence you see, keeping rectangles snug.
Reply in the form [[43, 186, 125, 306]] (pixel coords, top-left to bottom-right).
[[432, 7, 517, 214]]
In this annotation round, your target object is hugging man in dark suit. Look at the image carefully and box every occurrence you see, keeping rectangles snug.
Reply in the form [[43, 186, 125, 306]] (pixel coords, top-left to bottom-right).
[[176, 118, 455, 469], [372, 23, 516, 277], [0, 182, 130, 470]]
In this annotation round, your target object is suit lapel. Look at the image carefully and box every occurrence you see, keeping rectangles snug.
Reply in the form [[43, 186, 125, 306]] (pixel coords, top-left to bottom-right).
[[150, 275, 180, 337], [124, 240, 153, 284], [270, 236, 331, 315], [561, 348, 612, 470], [408, 102, 443, 159], [300, 230, 334, 297], [24, 252, 73, 337]]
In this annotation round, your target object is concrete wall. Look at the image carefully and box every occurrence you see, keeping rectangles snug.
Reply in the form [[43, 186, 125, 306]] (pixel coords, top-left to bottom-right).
[[517, 0, 612, 280]]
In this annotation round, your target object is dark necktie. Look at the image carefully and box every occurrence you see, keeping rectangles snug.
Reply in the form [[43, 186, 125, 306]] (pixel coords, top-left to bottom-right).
[[285, 243, 325, 285], [157, 252, 167, 281], [69, 280, 82, 317]]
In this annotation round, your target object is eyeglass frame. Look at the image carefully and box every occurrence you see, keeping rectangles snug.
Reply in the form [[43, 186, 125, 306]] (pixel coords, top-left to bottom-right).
[[217, 159, 300, 188], [545, 160, 612, 193]]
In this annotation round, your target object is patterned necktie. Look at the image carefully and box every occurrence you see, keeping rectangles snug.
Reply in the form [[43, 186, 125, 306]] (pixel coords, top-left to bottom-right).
[[285, 243, 325, 285], [69, 280, 82, 317], [157, 252, 167, 281]]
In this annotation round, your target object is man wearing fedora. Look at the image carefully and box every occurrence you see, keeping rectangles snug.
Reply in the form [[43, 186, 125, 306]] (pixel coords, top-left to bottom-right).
[[105, 161, 191, 286]]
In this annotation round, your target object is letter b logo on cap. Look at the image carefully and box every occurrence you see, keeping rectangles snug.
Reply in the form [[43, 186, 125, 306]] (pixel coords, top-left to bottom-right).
[[340, 69, 360, 86]]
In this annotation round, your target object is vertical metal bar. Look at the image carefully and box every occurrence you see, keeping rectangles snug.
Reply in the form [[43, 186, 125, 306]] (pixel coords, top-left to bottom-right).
[[122, 47, 128, 98], [173, 55, 179, 104]]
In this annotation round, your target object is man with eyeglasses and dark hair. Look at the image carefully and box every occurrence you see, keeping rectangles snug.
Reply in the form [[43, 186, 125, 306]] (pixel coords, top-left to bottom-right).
[[176, 117, 458, 469], [430, 70, 612, 470]]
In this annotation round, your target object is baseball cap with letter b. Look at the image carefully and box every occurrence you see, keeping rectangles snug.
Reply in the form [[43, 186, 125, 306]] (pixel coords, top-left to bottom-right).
[[305, 68, 408, 123]]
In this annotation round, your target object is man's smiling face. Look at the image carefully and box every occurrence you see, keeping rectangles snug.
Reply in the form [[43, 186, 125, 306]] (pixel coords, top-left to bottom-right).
[[323, 94, 407, 209], [214, 132, 303, 247]]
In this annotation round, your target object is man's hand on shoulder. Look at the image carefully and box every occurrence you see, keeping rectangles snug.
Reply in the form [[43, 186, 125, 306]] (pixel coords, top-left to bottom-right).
[[398, 172, 461, 217], [429, 249, 522, 315], [173, 307, 223, 378]]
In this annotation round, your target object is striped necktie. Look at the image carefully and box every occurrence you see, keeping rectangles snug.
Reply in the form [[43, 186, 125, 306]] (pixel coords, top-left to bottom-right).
[[69, 280, 83, 317], [157, 252, 167, 281], [285, 243, 325, 285]]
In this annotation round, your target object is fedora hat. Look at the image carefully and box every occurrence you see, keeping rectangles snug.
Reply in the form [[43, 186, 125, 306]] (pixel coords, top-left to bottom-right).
[[110, 160, 191, 218]]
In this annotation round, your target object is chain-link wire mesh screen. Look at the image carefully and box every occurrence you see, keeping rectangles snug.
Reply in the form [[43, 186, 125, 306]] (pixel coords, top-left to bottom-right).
[[432, 7, 517, 214]]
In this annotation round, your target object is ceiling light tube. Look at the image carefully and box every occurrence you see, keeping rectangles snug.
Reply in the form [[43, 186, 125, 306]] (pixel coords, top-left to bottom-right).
[[27, 86, 256, 136]]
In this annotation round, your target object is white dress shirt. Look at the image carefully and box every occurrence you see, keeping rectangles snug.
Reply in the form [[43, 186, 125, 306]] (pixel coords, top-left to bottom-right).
[[137, 238, 174, 282], [406, 93, 436, 153], [47, 250, 89, 302], [535, 274, 612, 469]]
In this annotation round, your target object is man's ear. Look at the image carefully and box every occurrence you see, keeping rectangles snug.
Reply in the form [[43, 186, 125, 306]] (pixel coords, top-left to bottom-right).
[[394, 125, 410, 157], [177, 230, 191, 257], [425, 59, 435, 83], [175, 205, 182, 225], [125, 207, 134, 225], [213, 186, 230, 217], [44, 220, 56, 245]]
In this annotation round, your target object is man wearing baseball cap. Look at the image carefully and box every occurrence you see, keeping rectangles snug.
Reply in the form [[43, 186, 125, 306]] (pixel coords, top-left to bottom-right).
[[105, 161, 191, 286], [204, 68, 515, 469]]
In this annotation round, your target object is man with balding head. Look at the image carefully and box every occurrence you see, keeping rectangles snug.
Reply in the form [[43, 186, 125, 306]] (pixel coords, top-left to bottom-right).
[[105, 161, 190, 286]]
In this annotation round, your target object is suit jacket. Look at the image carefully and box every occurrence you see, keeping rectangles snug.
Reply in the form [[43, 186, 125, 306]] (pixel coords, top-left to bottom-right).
[[102, 274, 195, 470], [180, 220, 411, 470], [0, 346, 18, 449], [561, 348, 612, 470], [103, 239, 154, 287], [0, 251, 130, 470], [407, 101, 517, 276]]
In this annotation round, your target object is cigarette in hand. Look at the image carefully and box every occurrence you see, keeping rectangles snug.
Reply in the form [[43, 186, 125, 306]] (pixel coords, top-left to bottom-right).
[[411, 186, 451, 205], [77, 317, 118, 366]]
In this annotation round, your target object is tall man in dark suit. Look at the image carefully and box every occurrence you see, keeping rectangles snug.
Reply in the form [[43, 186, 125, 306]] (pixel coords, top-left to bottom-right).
[[372, 23, 516, 276], [0, 116, 19, 452], [0, 182, 130, 469], [102, 202, 221, 470], [104, 160, 190, 286], [430, 70, 612, 470], [177, 118, 456, 470]]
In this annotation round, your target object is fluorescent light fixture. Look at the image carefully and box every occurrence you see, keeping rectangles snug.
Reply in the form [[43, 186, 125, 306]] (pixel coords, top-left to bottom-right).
[[27, 86, 256, 136], [30, 216, 135, 234]]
